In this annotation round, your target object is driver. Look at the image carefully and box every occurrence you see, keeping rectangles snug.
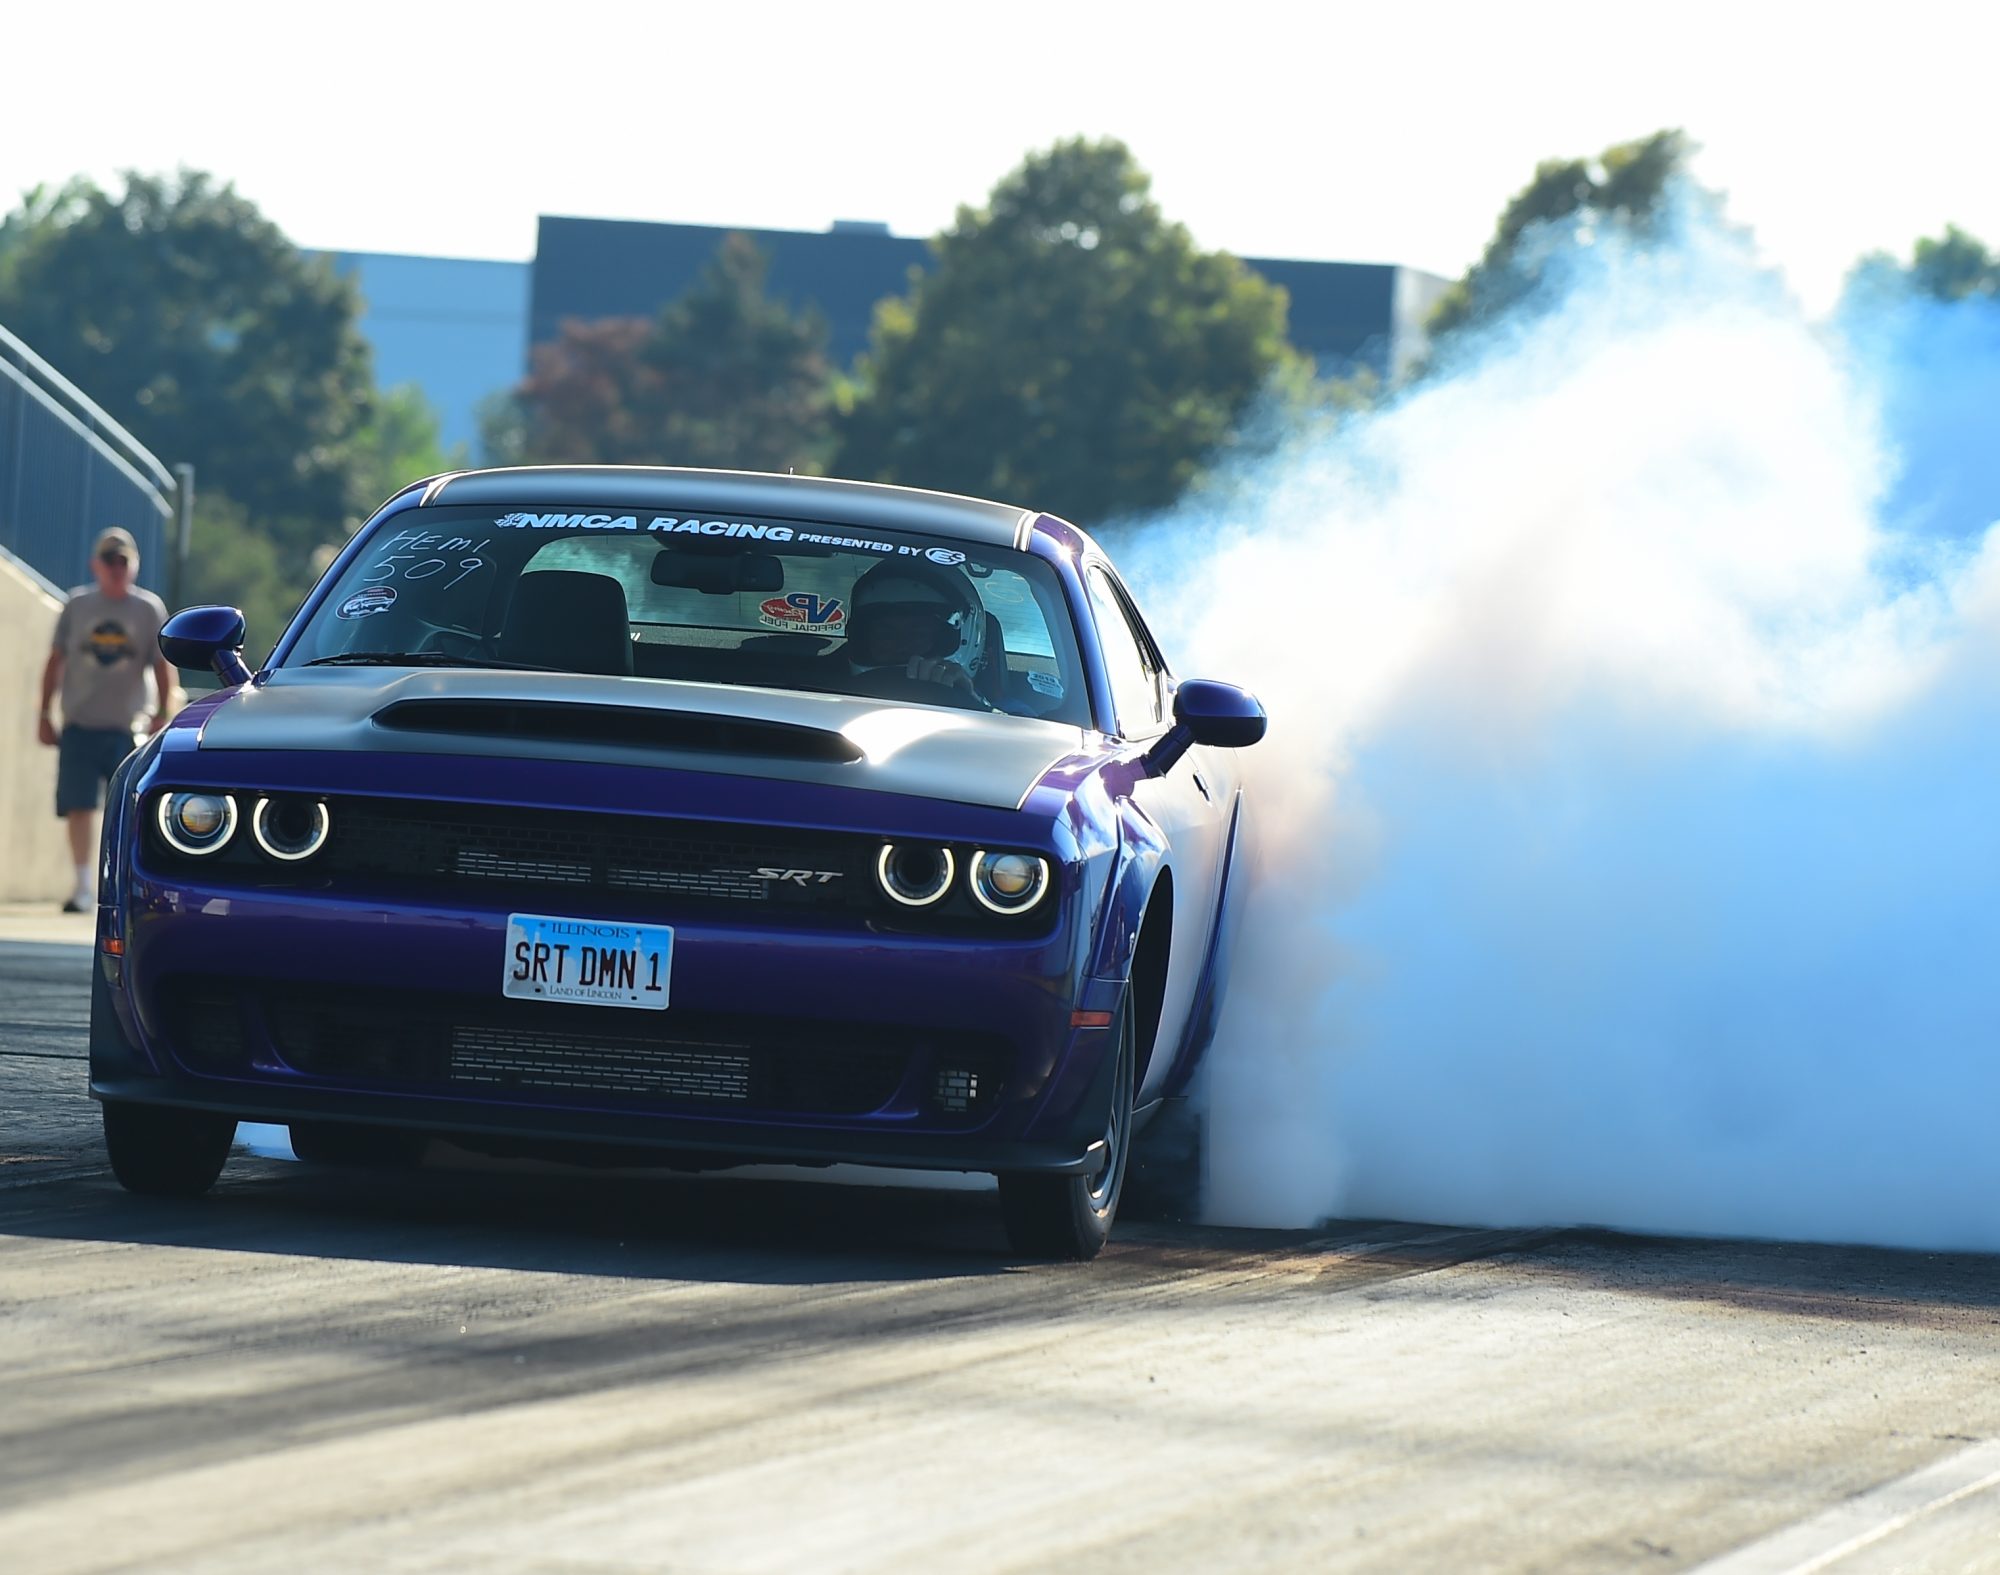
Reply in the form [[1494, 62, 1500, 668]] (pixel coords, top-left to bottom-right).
[[831, 559, 987, 700]]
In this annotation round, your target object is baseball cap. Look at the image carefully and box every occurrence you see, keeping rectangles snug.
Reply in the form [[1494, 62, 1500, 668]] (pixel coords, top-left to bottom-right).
[[94, 526, 139, 563]]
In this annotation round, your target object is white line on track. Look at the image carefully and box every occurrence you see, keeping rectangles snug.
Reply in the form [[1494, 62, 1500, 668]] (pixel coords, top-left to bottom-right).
[[1692, 1437, 2000, 1573]]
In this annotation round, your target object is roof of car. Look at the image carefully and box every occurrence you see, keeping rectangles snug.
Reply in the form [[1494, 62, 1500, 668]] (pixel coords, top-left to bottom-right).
[[418, 466, 1037, 549]]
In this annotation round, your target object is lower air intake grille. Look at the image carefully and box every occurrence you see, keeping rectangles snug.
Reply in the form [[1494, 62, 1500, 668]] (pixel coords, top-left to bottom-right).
[[450, 1025, 752, 1102], [154, 978, 1015, 1122]]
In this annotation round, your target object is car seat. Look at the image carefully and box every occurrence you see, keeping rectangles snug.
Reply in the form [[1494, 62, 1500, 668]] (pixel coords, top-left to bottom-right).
[[498, 571, 633, 676], [972, 611, 1007, 707]]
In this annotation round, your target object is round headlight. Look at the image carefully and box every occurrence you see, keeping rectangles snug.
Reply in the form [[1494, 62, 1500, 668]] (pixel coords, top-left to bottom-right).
[[969, 850, 1050, 915], [252, 796, 330, 862], [156, 792, 238, 856], [877, 842, 955, 907]]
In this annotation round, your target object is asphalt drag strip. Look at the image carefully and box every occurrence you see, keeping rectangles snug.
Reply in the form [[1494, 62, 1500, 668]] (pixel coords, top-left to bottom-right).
[[5, 944, 2000, 1571]]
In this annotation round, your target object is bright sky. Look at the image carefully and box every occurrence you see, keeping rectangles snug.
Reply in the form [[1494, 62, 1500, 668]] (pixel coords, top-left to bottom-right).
[[10, 0, 1997, 314]]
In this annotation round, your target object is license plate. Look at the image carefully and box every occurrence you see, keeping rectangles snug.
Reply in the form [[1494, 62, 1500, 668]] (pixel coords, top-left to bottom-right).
[[503, 913, 671, 1010]]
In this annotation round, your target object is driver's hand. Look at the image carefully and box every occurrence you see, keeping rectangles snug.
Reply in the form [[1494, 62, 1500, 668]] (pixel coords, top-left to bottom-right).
[[906, 657, 973, 693]]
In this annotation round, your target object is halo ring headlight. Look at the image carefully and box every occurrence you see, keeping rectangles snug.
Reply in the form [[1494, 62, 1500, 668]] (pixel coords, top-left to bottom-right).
[[969, 850, 1051, 916], [252, 796, 331, 862], [877, 842, 955, 907], [156, 792, 238, 857]]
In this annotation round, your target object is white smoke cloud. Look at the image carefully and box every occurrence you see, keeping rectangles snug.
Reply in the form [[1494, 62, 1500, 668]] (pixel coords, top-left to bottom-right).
[[1122, 208, 2000, 1249]]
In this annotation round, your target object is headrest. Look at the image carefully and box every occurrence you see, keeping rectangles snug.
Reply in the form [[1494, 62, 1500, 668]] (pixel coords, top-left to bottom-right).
[[499, 570, 632, 677]]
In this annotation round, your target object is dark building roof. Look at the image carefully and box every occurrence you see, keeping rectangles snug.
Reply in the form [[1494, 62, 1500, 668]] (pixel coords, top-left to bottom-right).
[[531, 217, 928, 369], [529, 216, 1449, 382]]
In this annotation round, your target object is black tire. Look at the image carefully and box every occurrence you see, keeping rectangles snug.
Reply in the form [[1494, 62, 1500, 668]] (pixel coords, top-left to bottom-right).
[[999, 1003, 1136, 1260], [101, 1101, 235, 1198], [289, 1121, 429, 1169]]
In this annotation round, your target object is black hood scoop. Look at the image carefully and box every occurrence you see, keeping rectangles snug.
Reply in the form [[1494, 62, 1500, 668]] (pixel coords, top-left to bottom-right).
[[372, 698, 863, 764]]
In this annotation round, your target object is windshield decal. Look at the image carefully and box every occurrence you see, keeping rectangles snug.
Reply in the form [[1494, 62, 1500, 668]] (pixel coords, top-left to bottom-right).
[[759, 593, 847, 632], [491, 512, 959, 561], [336, 586, 397, 619], [652, 518, 794, 541], [497, 512, 643, 530]]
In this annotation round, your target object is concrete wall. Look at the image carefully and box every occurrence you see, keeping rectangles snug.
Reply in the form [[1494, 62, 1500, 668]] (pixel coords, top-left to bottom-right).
[[0, 548, 75, 901]]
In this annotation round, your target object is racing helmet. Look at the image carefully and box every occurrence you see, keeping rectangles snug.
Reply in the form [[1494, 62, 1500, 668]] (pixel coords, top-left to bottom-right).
[[845, 559, 986, 672]]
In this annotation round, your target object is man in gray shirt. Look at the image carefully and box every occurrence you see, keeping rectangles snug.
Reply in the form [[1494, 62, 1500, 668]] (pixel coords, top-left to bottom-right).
[[37, 527, 175, 911]]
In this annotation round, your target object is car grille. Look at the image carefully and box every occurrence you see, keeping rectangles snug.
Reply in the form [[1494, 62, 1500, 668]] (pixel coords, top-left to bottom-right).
[[143, 793, 1062, 936], [156, 978, 1012, 1122], [320, 798, 875, 916]]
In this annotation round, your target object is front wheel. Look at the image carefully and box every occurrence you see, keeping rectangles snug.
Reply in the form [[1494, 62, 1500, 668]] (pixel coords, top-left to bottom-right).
[[998, 1004, 1135, 1260], [101, 1102, 235, 1197]]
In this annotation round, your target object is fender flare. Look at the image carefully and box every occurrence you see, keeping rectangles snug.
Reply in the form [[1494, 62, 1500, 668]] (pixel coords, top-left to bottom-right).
[[1158, 790, 1247, 1097], [1085, 801, 1168, 986]]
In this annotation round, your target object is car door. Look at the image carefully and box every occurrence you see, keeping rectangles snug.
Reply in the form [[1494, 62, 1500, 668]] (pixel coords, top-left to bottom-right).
[[1082, 563, 1230, 1102]]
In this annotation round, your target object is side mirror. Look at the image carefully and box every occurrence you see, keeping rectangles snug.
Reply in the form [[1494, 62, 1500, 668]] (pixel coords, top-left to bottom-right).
[[1143, 679, 1267, 776], [1174, 679, 1268, 749], [160, 605, 252, 686]]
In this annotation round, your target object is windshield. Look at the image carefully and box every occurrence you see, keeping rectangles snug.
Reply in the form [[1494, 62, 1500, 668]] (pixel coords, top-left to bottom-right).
[[286, 505, 1090, 724]]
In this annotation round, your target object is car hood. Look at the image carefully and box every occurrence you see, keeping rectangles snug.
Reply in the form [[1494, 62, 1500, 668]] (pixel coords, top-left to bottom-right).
[[191, 668, 1090, 812]]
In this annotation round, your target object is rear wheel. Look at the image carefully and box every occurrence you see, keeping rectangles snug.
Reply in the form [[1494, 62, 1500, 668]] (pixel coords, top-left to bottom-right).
[[101, 1102, 235, 1197], [999, 1004, 1136, 1260], [289, 1121, 428, 1168]]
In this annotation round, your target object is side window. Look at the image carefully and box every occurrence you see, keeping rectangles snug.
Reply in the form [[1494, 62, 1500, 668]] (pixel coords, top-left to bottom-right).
[[1085, 566, 1162, 735]]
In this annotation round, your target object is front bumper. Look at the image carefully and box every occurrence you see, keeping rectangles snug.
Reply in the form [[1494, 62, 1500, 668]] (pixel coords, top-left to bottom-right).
[[95, 767, 1123, 1177]]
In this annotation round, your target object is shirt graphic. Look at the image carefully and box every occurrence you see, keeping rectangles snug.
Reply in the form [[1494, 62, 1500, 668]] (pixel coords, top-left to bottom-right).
[[54, 585, 166, 730]]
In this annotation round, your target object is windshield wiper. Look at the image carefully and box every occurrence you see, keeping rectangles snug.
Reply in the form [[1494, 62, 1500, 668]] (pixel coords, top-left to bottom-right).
[[303, 652, 553, 671]]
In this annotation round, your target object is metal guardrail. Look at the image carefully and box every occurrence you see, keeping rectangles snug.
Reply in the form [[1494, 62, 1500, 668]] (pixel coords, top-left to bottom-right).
[[0, 321, 184, 595]]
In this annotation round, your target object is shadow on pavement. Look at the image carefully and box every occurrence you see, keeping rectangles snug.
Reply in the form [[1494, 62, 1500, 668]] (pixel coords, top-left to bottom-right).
[[1486, 1226, 2000, 1328], [0, 1150, 1035, 1285]]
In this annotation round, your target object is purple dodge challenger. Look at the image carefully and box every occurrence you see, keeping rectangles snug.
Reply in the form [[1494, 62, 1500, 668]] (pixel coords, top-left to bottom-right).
[[91, 467, 1265, 1257]]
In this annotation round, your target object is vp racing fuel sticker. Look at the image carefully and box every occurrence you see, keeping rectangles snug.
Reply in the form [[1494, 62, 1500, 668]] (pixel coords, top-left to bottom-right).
[[337, 585, 397, 619], [759, 593, 846, 631]]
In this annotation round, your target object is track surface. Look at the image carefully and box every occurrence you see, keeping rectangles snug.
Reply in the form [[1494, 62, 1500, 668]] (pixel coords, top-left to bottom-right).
[[4, 940, 2000, 1573]]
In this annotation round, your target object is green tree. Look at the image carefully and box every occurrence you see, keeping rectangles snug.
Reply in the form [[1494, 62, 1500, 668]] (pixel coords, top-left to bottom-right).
[[350, 383, 460, 510], [179, 493, 299, 658], [1843, 225, 1998, 309], [1428, 130, 1699, 344], [508, 233, 834, 470], [838, 138, 1299, 524], [1910, 225, 1997, 302], [0, 170, 376, 542]]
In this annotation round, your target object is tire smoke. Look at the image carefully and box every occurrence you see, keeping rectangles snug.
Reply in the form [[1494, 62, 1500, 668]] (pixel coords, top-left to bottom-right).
[[1125, 210, 2000, 1249]]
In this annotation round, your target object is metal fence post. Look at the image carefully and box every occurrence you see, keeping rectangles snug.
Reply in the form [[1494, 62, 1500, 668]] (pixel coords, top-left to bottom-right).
[[172, 463, 195, 610]]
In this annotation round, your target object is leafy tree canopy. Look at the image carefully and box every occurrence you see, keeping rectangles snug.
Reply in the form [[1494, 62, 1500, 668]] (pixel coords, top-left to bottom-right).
[[1428, 130, 1700, 344], [0, 171, 378, 540], [837, 138, 1299, 524], [174, 382, 452, 644], [351, 383, 457, 511], [1843, 224, 1999, 311], [1910, 225, 1998, 302], [505, 233, 834, 471]]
